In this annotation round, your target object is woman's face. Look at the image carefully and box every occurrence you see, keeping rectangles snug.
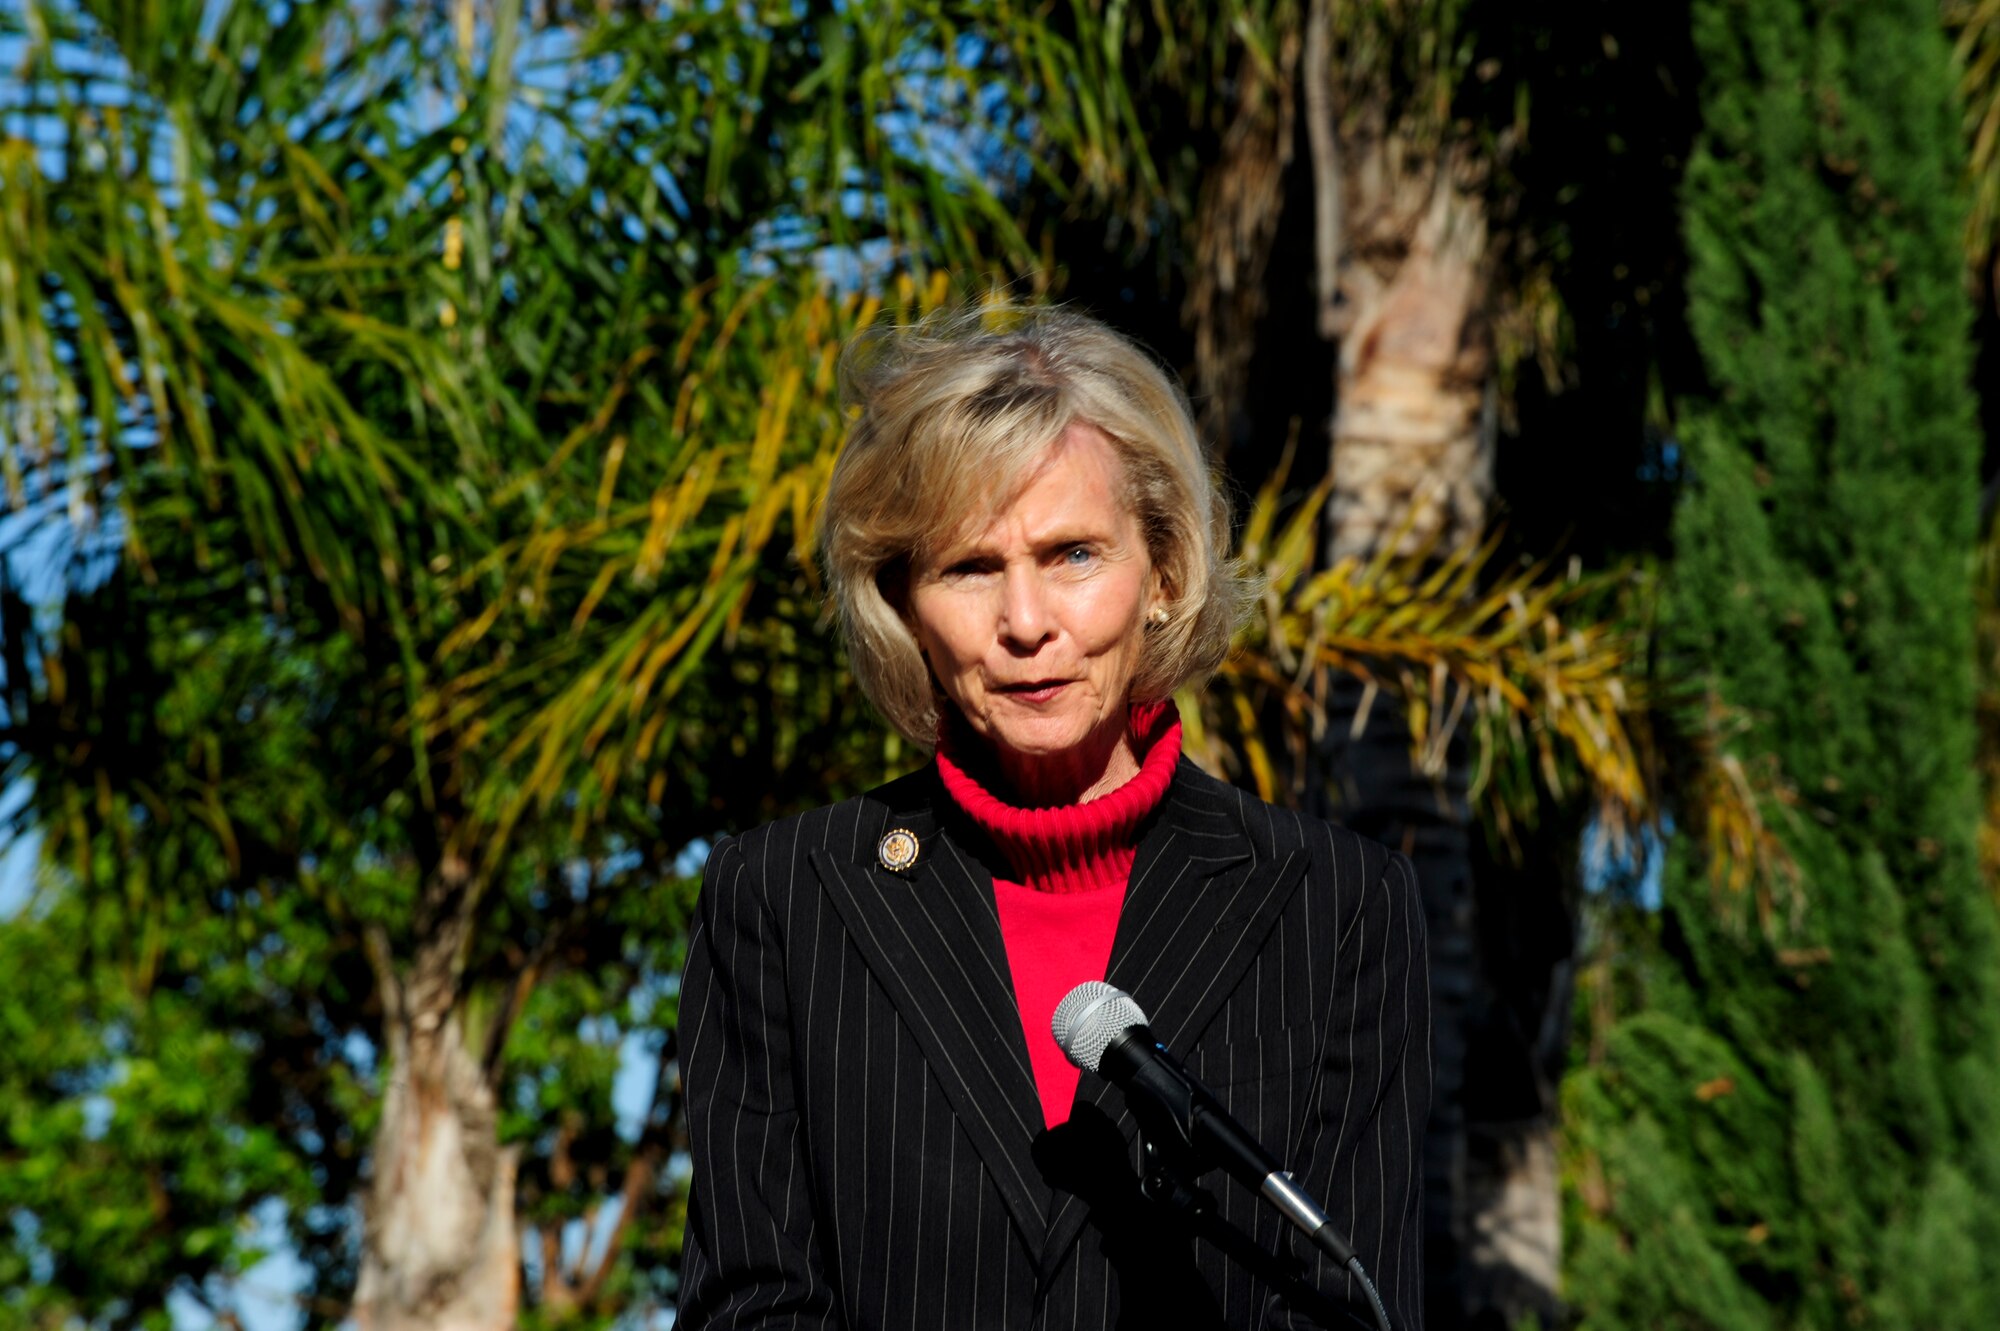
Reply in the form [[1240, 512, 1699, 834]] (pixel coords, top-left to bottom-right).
[[907, 420, 1161, 774]]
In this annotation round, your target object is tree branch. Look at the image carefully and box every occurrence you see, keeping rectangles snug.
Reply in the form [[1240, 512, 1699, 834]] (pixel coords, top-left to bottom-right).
[[1305, 0, 1344, 339], [578, 1035, 676, 1307], [362, 923, 404, 1034], [479, 954, 544, 1086], [477, 880, 615, 1085], [540, 1223, 565, 1307]]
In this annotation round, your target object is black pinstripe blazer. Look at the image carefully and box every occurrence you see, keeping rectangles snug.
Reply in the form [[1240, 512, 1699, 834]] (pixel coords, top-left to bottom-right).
[[678, 755, 1431, 1330]]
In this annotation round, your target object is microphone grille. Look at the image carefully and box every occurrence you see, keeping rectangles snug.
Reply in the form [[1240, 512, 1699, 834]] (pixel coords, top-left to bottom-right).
[[1051, 981, 1149, 1074]]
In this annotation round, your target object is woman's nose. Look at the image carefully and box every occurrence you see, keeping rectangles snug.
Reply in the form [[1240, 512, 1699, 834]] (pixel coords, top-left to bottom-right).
[[997, 565, 1055, 649]]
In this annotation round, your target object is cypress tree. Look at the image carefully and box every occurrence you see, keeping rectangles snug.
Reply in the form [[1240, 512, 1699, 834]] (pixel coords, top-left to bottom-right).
[[1565, 0, 2000, 1326]]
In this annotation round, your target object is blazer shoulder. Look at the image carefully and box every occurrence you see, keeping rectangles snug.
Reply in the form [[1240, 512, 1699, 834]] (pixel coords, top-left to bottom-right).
[[1305, 814, 1402, 888], [1285, 809, 1420, 949], [1167, 757, 1405, 891]]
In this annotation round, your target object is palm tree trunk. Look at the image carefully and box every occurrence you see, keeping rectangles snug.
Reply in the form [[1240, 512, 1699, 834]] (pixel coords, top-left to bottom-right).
[[1462, 1100, 1564, 1324], [1314, 123, 1564, 1329], [353, 870, 520, 1330], [354, 1018, 520, 1330], [1327, 148, 1494, 561]]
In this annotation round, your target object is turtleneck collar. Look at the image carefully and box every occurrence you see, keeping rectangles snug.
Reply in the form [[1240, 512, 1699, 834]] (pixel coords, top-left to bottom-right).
[[934, 699, 1183, 894]]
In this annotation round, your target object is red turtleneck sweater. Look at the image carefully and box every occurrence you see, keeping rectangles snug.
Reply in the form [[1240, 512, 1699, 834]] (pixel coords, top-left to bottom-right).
[[935, 700, 1182, 1127]]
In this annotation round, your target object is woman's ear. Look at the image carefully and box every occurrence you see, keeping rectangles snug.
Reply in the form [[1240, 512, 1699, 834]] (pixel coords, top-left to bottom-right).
[[1145, 564, 1172, 624]]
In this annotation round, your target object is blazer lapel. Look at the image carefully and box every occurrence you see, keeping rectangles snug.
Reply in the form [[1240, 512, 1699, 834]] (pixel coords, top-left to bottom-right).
[[1034, 759, 1310, 1282], [807, 775, 1052, 1249]]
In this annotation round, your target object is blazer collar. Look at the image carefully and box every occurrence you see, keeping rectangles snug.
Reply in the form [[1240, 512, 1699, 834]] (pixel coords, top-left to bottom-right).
[[806, 758, 1308, 1273]]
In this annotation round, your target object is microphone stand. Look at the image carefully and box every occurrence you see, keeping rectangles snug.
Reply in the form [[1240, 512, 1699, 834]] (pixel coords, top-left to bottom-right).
[[1132, 1132, 1393, 1331], [1108, 1038, 1396, 1331], [1138, 1134, 1220, 1219]]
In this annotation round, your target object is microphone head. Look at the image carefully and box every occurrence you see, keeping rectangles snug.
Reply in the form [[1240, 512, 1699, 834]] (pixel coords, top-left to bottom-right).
[[1052, 981, 1150, 1074]]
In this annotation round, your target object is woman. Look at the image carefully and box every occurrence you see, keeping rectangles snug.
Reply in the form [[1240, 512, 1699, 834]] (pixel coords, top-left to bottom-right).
[[678, 306, 1430, 1330]]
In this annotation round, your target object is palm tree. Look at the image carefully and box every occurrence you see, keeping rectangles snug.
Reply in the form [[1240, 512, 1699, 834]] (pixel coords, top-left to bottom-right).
[[0, 1, 983, 1322]]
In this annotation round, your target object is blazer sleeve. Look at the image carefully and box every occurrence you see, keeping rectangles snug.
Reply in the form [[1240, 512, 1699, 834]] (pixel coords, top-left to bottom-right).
[[677, 835, 845, 1329], [1273, 847, 1433, 1331]]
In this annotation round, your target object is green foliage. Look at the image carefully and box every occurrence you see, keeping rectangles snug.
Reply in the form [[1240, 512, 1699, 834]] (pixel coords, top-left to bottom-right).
[[0, 890, 324, 1322], [1564, 0, 2000, 1325], [1564, 1109, 1777, 1331]]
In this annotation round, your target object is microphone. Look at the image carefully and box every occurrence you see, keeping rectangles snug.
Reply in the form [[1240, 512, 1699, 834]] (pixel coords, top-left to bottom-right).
[[1052, 981, 1393, 1331]]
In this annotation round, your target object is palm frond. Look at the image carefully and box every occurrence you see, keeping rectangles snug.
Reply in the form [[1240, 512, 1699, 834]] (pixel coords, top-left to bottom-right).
[[1950, 0, 2000, 284], [439, 273, 957, 865], [1195, 457, 1787, 901]]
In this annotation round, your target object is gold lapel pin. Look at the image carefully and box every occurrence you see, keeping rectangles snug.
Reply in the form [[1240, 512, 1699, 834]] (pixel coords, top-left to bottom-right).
[[877, 827, 920, 873]]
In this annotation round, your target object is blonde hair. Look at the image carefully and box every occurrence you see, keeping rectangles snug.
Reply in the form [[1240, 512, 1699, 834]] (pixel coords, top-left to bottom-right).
[[819, 303, 1248, 748]]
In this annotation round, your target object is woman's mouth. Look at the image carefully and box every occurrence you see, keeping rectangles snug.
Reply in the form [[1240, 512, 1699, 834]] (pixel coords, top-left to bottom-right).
[[997, 679, 1071, 704]]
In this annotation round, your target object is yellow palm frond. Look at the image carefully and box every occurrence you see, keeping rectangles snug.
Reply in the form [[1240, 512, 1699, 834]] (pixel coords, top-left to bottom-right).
[[440, 273, 956, 864], [1195, 457, 1790, 902], [1204, 458, 1645, 818], [1950, 0, 2000, 283]]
